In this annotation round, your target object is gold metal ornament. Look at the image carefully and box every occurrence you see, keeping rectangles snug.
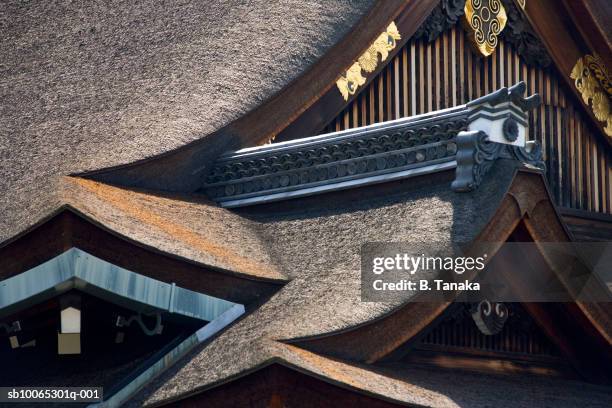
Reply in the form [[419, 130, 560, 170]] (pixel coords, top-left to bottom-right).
[[584, 54, 612, 95], [336, 22, 401, 101], [571, 54, 612, 137], [515, 0, 526, 9], [592, 92, 610, 122], [463, 0, 508, 57], [336, 62, 366, 101]]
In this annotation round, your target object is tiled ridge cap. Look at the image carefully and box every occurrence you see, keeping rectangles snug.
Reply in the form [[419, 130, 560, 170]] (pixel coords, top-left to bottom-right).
[[217, 104, 468, 162], [203, 82, 543, 208]]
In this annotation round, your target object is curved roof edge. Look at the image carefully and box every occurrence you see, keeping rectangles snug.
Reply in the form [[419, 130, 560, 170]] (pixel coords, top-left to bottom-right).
[[79, 1, 433, 193], [0, 206, 285, 306], [284, 168, 612, 361], [0, 247, 238, 322], [79, 0, 612, 196]]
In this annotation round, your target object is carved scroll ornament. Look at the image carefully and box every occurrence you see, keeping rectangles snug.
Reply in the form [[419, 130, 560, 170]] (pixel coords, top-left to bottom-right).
[[471, 300, 508, 335], [463, 0, 508, 57]]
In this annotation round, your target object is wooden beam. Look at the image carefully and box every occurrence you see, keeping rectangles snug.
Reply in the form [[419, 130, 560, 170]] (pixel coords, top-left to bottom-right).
[[274, 0, 439, 143], [523, 0, 612, 147]]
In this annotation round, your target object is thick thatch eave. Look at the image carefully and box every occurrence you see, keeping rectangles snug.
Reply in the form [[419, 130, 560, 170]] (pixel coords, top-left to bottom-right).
[[0, 0, 376, 244], [125, 164, 612, 406]]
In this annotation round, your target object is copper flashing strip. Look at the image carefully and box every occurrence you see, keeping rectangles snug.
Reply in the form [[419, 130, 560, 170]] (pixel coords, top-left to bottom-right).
[[0, 248, 239, 322], [0, 248, 246, 408]]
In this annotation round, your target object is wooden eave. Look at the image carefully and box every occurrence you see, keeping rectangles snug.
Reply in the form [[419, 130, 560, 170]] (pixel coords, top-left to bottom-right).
[[522, 0, 612, 146], [276, 0, 612, 146], [153, 360, 409, 408], [561, 0, 612, 70]]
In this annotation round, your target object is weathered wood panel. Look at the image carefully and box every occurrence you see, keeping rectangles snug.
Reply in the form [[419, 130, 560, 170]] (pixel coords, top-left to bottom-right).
[[418, 303, 561, 357], [560, 208, 612, 242], [320, 24, 612, 214]]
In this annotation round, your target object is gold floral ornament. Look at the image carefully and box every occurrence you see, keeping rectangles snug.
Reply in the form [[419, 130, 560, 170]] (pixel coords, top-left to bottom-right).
[[571, 54, 612, 136], [336, 22, 401, 101], [336, 63, 366, 101], [585, 54, 612, 95], [463, 0, 508, 57]]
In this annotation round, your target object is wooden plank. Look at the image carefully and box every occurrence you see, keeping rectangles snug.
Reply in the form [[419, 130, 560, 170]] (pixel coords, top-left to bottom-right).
[[369, 80, 375, 126], [269, 0, 439, 142], [427, 42, 433, 112], [378, 74, 384, 122], [451, 27, 457, 106], [352, 95, 359, 128], [605, 151, 612, 214], [410, 42, 417, 116], [569, 107, 576, 208], [443, 31, 450, 108], [600, 148, 606, 213], [525, 0, 612, 145], [394, 56, 400, 119], [419, 39, 425, 114], [402, 47, 408, 117], [562, 97, 571, 207], [466, 31, 473, 101], [386, 64, 392, 121], [586, 130, 592, 211], [560, 0, 612, 69], [435, 35, 441, 111]]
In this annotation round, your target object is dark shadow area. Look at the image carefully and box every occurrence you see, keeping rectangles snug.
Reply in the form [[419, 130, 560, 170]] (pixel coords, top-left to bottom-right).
[[0, 291, 201, 395]]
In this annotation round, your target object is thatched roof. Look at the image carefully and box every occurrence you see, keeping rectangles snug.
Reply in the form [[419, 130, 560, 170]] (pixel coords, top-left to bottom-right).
[[128, 161, 522, 406], [3, 2, 611, 406], [0, 0, 374, 244], [140, 343, 612, 408], [60, 177, 285, 281]]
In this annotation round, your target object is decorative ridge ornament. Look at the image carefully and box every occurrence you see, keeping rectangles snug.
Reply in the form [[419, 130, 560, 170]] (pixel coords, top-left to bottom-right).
[[415, 1, 547, 66], [467, 81, 541, 111], [336, 22, 401, 101], [466, 81, 540, 147], [570, 54, 612, 137], [452, 81, 544, 192], [204, 112, 467, 206], [463, 0, 508, 57], [203, 82, 541, 206]]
